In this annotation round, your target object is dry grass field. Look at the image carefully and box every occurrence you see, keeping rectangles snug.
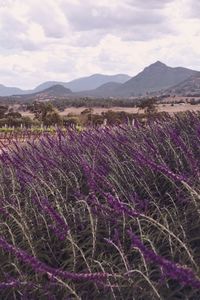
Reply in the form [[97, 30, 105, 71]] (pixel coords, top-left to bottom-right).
[[20, 103, 200, 118]]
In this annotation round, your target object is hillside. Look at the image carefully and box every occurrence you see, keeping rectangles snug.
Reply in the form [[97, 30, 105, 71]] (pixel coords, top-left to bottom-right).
[[33, 81, 67, 93], [39, 85, 72, 97], [0, 74, 131, 96], [165, 72, 200, 96], [77, 82, 122, 97], [32, 74, 131, 93], [0, 84, 25, 97], [115, 61, 197, 97], [0, 62, 199, 99], [65, 73, 130, 92], [14, 85, 72, 102]]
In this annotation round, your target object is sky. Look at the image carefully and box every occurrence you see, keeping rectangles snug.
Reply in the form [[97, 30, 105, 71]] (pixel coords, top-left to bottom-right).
[[0, 0, 200, 89]]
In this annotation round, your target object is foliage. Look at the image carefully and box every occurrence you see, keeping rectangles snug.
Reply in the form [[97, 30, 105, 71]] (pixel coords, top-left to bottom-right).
[[52, 97, 140, 110], [42, 110, 62, 126], [0, 112, 200, 299], [0, 105, 8, 118], [0, 116, 38, 128], [5, 112, 22, 118], [137, 98, 157, 114]]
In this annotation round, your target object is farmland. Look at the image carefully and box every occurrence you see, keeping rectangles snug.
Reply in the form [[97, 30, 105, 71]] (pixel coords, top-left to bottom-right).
[[56, 103, 200, 115], [19, 103, 200, 118], [0, 112, 199, 299]]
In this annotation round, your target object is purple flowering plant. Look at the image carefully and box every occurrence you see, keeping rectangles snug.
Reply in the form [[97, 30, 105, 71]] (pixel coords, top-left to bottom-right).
[[0, 112, 199, 298]]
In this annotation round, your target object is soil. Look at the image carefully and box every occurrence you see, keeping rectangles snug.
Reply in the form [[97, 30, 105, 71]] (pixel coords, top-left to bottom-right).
[[20, 103, 200, 118]]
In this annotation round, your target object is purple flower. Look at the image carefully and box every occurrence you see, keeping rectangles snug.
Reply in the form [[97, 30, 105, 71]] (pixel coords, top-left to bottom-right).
[[0, 276, 35, 289], [133, 151, 187, 182], [128, 230, 200, 289], [33, 197, 69, 240], [106, 193, 141, 218], [0, 237, 110, 282]]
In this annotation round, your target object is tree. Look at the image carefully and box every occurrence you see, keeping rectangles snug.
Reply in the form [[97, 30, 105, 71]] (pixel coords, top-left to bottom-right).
[[5, 112, 22, 118], [22, 116, 35, 128], [0, 105, 8, 119], [43, 110, 62, 126], [29, 102, 62, 126], [137, 99, 157, 115], [81, 108, 94, 115], [63, 116, 79, 127]]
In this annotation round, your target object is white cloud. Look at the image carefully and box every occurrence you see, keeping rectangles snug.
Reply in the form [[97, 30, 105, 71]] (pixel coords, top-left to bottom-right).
[[0, 0, 199, 89], [26, 0, 69, 39]]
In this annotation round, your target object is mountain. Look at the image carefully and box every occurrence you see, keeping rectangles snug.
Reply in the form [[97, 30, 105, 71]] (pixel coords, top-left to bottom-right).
[[0, 63, 198, 98], [33, 81, 67, 93], [114, 61, 197, 97], [0, 74, 130, 97], [38, 85, 72, 97], [164, 72, 200, 96], [0, 84, 25, 97], [77, 82, 122, 97], [64, 74, 130, 92], [13, 85, 72, 102], [34, 74, 131, 93]]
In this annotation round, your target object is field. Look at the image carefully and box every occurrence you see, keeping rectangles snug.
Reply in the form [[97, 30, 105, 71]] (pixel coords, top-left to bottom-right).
[[0, 112, 200, 299], [20, 103, 200, 119]]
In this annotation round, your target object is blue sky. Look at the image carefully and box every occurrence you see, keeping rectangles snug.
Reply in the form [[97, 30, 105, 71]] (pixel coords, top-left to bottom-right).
[[0, 0, 199, 88]]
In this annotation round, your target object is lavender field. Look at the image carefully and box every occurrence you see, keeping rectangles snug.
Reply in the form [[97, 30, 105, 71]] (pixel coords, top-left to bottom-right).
[[0, 112, 200, 299]]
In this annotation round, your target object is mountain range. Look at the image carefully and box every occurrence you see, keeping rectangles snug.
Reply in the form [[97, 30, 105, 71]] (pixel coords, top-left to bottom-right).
[[0, 74, 130, 97], [34, 74, 131, 93], [114, 61, 197, 97], [0, 84, 24, 97], [0, 61, 199, 99], [75, 61, 198, 98]]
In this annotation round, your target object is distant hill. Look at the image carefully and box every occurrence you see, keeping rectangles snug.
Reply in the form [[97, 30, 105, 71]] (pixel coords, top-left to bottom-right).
[[38, 85, 72, 97], [0, 62, 199, 98], [0, 84, 25, 97], [164, 72, 200, 96], [0, 74, 131, 97], [33, 74, 131, 93], [33, 81, 68, 93], [114, 61, 197, 97], [13, 85, 72, 102], [77, 82, 122, 97]]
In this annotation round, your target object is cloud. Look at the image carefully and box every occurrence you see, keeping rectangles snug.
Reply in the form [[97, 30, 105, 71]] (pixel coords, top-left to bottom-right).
[[62, 1, 170, 31], [0, 4, 41, 51], [185, 0, 200, 19], [0, 0, 199, 89], [26, 0, 69, 39], [60, 0, 175, 44], [125, 0, 174, 9]]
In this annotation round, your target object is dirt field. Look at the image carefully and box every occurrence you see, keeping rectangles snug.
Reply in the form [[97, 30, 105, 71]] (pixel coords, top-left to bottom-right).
[[51, 103, 200, 115], [20, 103, 200, 118], [157, 103, 200, 113]]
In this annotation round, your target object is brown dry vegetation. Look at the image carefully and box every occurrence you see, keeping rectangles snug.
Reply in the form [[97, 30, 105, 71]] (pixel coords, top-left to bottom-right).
[[20, 103, 200, 118]]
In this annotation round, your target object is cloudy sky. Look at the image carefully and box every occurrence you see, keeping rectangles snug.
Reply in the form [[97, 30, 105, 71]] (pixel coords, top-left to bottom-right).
[[0, 0, 200, 89]]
